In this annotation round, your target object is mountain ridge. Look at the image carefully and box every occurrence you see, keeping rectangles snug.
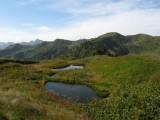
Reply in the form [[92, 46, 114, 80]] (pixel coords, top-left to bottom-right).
[[0, 39, 44, 49], [0, 32, 159, 60]]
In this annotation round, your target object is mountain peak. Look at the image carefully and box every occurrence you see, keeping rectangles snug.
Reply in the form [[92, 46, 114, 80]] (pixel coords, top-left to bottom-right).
[[98, 32, 123, 38], [54, 39, 72, 44]]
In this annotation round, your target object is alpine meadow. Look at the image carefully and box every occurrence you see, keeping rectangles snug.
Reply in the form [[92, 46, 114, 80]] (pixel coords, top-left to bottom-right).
[[0, 0, 160, 120]]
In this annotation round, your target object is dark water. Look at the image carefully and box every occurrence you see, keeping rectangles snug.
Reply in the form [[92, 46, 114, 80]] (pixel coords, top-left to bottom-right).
[[45, 82, 100, 103], [53, 65, 83, 71]]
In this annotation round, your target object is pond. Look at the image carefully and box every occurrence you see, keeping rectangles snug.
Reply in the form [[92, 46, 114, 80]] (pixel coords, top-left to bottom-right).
[[45, 82, 100, 103], [53, 65, 83, 71]]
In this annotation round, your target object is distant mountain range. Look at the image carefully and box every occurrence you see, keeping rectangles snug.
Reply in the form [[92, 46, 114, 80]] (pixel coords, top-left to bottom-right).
[[0, 39, 43, 49], [0, 42, 14, 49], [20, 39, 44, 46], [0, 32, 159, 60]]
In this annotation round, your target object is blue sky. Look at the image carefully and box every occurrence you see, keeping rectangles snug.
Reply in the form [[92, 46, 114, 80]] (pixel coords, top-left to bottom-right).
[[0, 0, 160, 42]]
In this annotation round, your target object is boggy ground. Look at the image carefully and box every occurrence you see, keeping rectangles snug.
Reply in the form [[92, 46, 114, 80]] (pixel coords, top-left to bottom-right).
[[0, 59, 89, 120], [0, 55, 160, 120]]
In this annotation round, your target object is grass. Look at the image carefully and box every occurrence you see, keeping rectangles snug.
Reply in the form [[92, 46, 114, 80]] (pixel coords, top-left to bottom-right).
[[82, 55, 160, 119], [47, 55, 160, 119], [0, 58, 38, 64], [0, 59, 89, 120], [0, 55, 160, 120]]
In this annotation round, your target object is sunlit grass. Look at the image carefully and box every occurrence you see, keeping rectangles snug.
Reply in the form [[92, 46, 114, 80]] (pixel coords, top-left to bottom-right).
[[0, 54, 160, 120], [0, 59, 89, 120], [46, 55, 160, 119]]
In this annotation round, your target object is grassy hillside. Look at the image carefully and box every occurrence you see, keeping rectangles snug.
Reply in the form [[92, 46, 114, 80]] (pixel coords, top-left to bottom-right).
[[0, 33, 159, 60], [48, 55, 160, 119], [127, 34, 160, 55], [0, 59, 89, 120], [0, 55, 159, 119]]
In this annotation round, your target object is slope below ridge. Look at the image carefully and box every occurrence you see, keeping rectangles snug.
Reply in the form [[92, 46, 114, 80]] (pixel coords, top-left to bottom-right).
[[13, 40, 74, 60], [68, 32, 130, 58], [126, 34, 160, 55]]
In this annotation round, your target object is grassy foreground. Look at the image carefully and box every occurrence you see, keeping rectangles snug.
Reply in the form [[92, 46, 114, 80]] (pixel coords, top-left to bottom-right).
[[0, 59, 89, 120], [0, 54, 160, 120]]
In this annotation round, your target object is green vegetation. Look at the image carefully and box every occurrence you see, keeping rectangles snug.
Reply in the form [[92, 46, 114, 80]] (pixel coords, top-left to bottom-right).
[[0, 32, 159, 60], [0, 59, 88, 120], [0, 58, 38, 64], [0, 54, 159, 120], [47, 55, 160, 119], [127, 34, 160, 55], [80, 55, 160, 120]]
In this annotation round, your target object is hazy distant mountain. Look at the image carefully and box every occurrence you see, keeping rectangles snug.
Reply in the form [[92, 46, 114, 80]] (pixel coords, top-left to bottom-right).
[[0, 32, 159, 60], [0, 44, 29, 58], [0, 39, 43, 49], [20, 39, 43, 46], [0, 42, 14, 49]]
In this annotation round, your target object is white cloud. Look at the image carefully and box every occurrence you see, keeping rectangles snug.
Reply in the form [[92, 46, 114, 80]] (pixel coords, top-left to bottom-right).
[[0, 27, 56, 42], [52, 9, 160, 39], [17, 0, 160, 17], [0, 0, 160, 42], [0, 8, 160, 42]]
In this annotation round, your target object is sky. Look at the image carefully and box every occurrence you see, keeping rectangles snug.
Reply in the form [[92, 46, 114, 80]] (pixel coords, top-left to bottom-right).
[[0, 0, 160, 42]]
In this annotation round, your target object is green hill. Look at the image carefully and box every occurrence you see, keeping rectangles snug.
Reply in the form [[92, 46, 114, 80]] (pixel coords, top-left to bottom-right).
[[126, 34, 160, 55], [68, 32, 130, 57], [0, 32, 159, 60]]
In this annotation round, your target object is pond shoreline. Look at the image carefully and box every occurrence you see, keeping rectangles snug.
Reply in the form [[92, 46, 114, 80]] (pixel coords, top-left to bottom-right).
[[45, 81, 101, 103], [44, 65, 103, 103]]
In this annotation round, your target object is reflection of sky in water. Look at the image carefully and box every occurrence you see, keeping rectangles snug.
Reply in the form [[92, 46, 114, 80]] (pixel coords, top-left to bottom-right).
[[45, 82, 100, 103], [53, 65, 83, 71]]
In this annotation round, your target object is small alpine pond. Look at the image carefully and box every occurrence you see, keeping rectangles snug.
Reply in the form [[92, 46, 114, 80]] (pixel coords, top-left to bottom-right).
[[45, 82, 100, 103], [53, 65, 83, 71]]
